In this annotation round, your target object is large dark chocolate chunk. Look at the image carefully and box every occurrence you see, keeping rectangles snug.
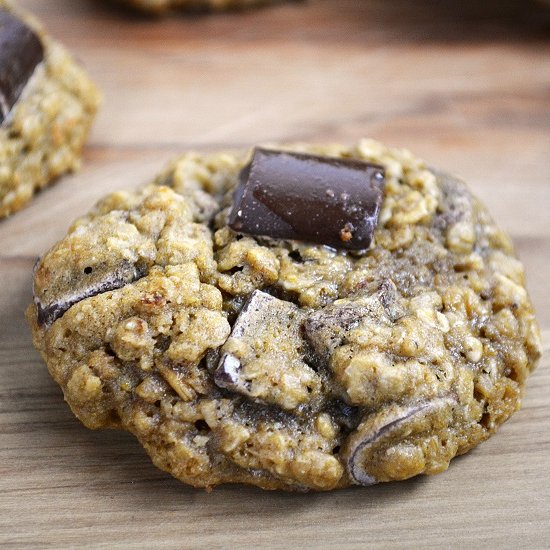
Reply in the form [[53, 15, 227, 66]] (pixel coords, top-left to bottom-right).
[[0, 8, 44, 124], [228, 148, 385, 250]]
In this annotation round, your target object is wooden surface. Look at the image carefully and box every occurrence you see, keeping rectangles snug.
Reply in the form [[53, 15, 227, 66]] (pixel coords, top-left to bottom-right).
[[1, 0, 549, 547]]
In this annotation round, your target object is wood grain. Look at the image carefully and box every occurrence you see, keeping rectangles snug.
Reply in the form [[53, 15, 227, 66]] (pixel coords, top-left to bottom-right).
[[1, 0, 549, 547]]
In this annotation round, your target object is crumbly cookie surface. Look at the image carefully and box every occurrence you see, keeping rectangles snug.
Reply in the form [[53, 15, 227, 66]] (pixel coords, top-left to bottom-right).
[[0, 1, 100, 219], [108, 0, 285, 14], [28, 140, 542, 491]]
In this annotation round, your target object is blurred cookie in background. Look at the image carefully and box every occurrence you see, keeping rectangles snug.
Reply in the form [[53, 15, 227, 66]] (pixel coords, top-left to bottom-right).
[[0, 0, 100, 219]]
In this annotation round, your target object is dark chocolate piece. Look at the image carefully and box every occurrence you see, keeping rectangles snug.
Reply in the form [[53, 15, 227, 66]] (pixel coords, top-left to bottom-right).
[[214, 290, 320, 410], [0, 8, 44, 124], [304, 279, 405, 361], [214, 289, 306, 394], [34, 261, 146, 329], [347, 397, 454, 486], [229, 148, 385, 250]]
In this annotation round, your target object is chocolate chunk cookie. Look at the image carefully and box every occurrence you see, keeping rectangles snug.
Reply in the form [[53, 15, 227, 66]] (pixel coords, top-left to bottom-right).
[[106, 0, 287, 14], [27, 140, 542, 491], [0, 1, 100, 219]]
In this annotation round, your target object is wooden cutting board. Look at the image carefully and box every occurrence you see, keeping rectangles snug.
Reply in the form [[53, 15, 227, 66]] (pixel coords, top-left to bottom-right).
[[1, 0, 549, 547]]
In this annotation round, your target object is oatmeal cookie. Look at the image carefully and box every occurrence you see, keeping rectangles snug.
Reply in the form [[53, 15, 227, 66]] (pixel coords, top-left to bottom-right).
[[27, 140, 541, 491], [0, 1, 100, 219], [107, 0, 287, 14]]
